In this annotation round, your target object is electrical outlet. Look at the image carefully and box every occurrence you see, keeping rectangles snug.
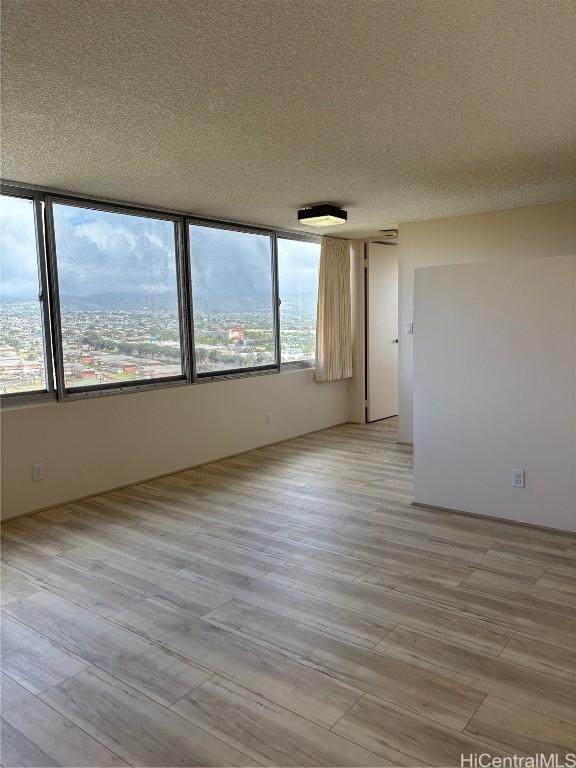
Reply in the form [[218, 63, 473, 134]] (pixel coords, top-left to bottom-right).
[[265, 412, 271, 426], [33, 463, 44, 481], [512, 468, 525, 488]]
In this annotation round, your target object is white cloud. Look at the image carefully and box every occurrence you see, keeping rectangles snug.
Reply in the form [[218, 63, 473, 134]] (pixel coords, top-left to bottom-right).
[[0, 195, 40, 300]]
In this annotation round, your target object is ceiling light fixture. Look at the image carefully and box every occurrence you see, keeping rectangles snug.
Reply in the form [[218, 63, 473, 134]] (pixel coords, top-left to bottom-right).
[[298, 203, 347, 227]]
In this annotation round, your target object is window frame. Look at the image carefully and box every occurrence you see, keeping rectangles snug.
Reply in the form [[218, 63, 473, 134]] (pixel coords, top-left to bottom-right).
[[0, 185, 56, 405], [277, 233, 321, 369], [0, 180, 321, 407], [45, 195, 191, 400], [187, 217, 281, 380]]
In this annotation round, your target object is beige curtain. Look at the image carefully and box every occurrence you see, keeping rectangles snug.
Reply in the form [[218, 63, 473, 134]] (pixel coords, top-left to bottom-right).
[[315, 236, 353, 382]]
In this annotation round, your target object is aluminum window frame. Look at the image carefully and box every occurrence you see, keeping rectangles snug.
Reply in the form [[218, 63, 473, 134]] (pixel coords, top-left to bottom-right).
[[187, 217, 281, 380], [45, 194, 191, 400], [277, 232, 321, 368], [0, 185, 56, 405], [0, 179, 322, 406]]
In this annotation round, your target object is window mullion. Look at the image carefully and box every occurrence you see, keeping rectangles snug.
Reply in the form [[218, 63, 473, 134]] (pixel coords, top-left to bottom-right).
[[43, 197, 67, 401], [182, 218, 198, 383], [272, 234, 281, 371], [33, 197, 56, 395], [174, 217, 194, 383]]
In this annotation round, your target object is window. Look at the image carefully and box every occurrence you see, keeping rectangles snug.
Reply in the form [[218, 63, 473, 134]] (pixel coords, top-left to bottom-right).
[[50, 202, 185, 390], [0, 184, 323, 404], [278, 238, 320, 364], [189, 224, 277, 375], [0, 194, 50, 394]]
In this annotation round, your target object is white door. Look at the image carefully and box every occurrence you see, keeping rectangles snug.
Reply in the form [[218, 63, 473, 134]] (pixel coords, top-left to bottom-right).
[[366, 243, 399, 422]]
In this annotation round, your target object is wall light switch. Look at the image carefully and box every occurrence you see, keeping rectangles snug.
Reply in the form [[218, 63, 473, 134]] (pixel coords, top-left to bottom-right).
[[512, 469, 525, 488], [406, 321, 414, 335]]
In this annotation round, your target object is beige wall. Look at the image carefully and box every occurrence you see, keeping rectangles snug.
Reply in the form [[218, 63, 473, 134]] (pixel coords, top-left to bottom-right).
[[1, 368, 350, 520], [398, 200, 576, 443], [413, 254, 576, 532]]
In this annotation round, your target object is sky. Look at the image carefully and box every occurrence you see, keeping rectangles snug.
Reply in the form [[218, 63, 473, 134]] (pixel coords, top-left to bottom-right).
[[277, 237, 320, 304], [0, 195, 320, 310], [0, 195, 40, 301], [53, 203, 178, 310], [190, 225, 320, 312]]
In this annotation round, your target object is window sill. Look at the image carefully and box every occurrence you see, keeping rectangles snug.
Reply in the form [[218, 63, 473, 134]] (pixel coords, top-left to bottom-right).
[[281, 360, 315, 371], [0, 391, 57, 409], [1, 363, 318, 408]]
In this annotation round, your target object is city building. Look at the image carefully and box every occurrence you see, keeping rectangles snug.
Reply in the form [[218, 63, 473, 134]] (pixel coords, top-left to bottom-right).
[[228, 325, 245, 343]]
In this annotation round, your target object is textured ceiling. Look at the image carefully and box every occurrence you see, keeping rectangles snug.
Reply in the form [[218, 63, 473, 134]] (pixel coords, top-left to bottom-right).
[[1, 0, 575, 238]]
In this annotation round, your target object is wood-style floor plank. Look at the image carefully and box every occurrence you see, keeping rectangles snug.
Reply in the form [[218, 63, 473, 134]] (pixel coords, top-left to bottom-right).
[[40, 666, 259, 767], [332, 694, 507, 767], [1, 614, 89, 694], [1, 540, 141, 617], [56, 543, 232, 617], [465, 696, 576, 757], [499, 633, 576, 683], [0, 565, 40, 605], [111, 597, 364, 728], [0, 673, 126, 767], [274, 526, 546, 581], [353, 562, 576, 645], [172, 676, 386, 767], [375, 625, 576, 726], [4, 591, 213, 706], [460, 569, 576, 612], [267, 563, 513, 653], [48, 506, 202, 573], [203, 599, 485, 730], [175, 559, 395, 647], [536, 570, 576, 594], [2, 416, 576, 767]]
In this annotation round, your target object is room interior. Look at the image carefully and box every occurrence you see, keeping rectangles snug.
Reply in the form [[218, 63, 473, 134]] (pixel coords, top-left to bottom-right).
[[1, 1, 576, 766]]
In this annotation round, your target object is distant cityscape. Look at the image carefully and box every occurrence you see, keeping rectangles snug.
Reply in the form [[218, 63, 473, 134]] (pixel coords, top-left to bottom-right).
[[0, 302, 47, 392], [0, 301, 316, 393]]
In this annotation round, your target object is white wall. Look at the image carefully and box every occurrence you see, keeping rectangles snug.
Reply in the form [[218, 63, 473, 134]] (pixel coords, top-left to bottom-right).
[[398, 200, 576, 443], [0, 368, 350, 521], [413, 254, 576, 533]]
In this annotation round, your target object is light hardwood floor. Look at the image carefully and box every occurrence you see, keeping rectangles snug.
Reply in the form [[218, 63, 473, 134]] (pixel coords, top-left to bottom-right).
[[2, 418, 576, 767]]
